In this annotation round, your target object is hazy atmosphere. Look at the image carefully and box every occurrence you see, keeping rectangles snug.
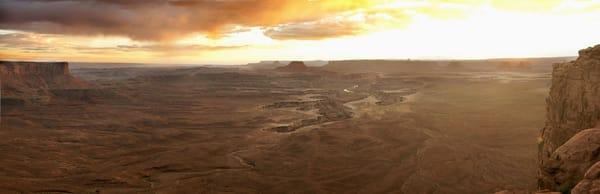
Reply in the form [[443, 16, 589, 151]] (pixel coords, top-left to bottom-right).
[[1, 1, 600, 194]]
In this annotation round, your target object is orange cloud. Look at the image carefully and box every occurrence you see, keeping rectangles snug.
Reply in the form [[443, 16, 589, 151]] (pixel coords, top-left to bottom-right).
[[0, 0, 382, 41]]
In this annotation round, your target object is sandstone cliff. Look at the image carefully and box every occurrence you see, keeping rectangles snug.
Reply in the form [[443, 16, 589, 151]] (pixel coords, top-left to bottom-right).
[[1, 61, 70, 77], [539, 45, 600, 192], [1, 61, 86, 104]]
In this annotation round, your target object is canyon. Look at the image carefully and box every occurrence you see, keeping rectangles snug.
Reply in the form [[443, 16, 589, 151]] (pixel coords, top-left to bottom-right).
[[0, 54, 590, 193]]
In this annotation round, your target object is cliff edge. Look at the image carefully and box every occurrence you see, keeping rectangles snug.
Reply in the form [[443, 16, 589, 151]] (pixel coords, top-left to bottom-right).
[[539, 45, 600, 192], [1, 61, 86, 104]]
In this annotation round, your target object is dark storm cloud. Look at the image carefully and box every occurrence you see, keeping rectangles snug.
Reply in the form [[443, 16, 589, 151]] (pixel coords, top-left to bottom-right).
[[0, 31, 246, 56], [0, 0, 375, 41], [0, 0, 187, 40]]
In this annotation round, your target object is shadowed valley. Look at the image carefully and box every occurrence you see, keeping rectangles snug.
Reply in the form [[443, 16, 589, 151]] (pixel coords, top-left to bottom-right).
[[1, 57, 573, 193]]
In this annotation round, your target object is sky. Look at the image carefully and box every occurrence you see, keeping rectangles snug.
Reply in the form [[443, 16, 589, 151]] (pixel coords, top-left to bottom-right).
[[1, 0, 600, 65]]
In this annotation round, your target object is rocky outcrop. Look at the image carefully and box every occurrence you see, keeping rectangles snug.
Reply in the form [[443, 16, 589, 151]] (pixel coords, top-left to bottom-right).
[[539, 45, 600, 191], [1, 61, 70, 78], [274, 61, 340, 78], [275, 61, 310, 72], [542, 128, 600, 192], [571, 161, 600, 194], [1, 61, 86, 104]]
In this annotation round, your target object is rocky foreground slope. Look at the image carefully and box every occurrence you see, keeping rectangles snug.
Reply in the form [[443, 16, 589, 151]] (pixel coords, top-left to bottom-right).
[[538, 45, 600, 193], [1, 61, 86, 104]]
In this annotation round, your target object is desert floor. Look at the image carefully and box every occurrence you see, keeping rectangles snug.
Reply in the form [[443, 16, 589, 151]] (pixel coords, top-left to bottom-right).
[[0, 67, 549, 194]]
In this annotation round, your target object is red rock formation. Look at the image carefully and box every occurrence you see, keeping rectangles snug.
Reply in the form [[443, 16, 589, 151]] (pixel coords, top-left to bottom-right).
[[0, 61, 70, 78], [539, 44, 600, 192], [571, 161, 600, 194], [542, 128, 600, 191], [1, 61, 86, 104]]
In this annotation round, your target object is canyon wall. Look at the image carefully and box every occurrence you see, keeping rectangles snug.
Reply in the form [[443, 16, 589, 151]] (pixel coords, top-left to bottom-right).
[[0, 61, 70, 78], [539, 45, 600, 192], [1, 61, 85, 104]]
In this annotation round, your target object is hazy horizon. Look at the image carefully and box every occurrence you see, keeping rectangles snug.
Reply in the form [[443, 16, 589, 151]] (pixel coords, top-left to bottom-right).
[[1, 55, 580, 66]]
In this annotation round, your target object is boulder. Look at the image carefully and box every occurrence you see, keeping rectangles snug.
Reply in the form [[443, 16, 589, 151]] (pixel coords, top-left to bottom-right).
[[543, 128, 600, 191], [571, 161, 600, 194]]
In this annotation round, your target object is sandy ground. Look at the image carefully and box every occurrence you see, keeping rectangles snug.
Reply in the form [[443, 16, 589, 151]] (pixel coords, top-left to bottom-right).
[[0, 67, 549, 193]]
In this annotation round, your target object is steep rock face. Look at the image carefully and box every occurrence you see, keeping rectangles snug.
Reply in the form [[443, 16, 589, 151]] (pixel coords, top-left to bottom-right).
[[1, 61, 69, 78], [539, 45, 600, 190], [1, 61, 86, 104]]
